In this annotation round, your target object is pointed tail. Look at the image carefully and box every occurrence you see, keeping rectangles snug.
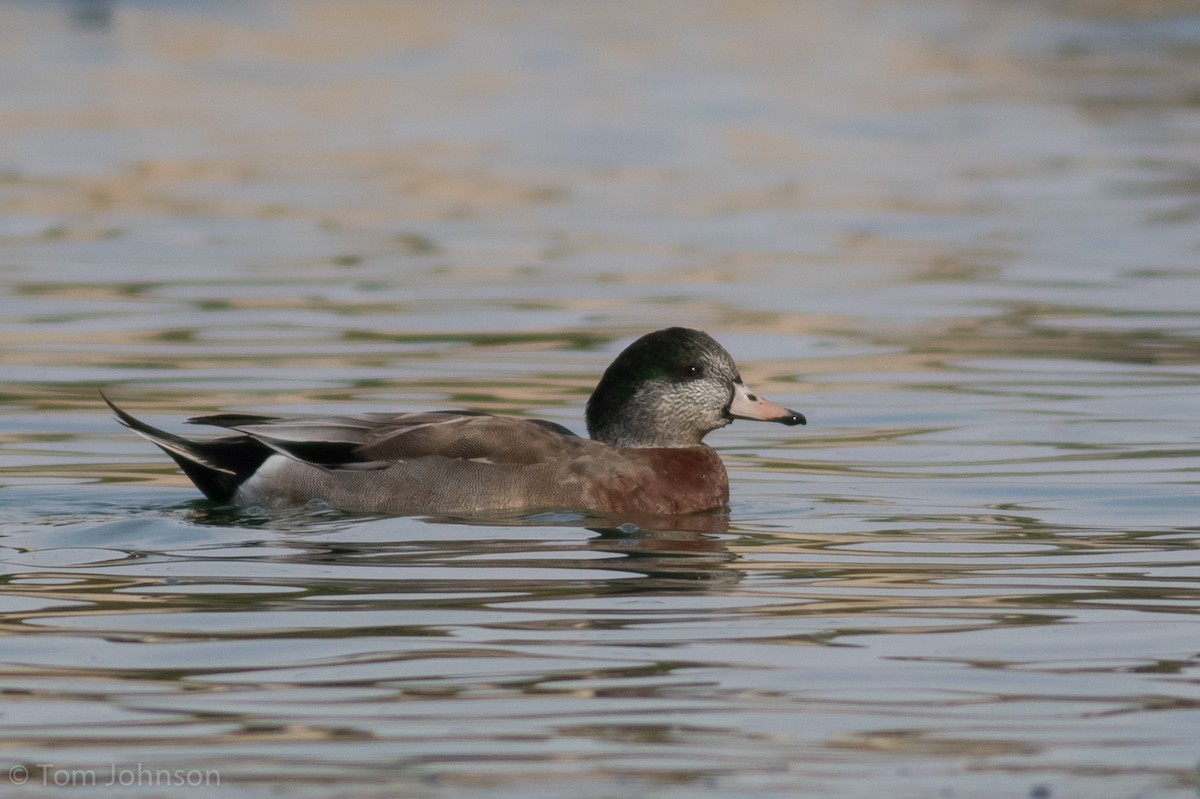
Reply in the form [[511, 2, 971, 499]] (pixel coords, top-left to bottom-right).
[[103, 392, 268, 502]]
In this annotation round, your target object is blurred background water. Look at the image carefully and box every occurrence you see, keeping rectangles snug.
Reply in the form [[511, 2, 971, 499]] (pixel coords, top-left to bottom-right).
[[1, 1, 1199, 797]]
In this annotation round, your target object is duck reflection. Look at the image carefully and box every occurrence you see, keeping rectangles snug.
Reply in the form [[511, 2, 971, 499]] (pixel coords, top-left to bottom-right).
[[187, 502, 741, 588], [584, 513, 738, 584]]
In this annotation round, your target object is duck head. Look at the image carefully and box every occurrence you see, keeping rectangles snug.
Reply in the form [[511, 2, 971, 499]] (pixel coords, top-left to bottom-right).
[[586, 327, 806, 448]]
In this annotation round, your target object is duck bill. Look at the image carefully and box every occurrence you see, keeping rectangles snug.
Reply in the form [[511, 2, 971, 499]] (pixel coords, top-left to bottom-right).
[[729, 382, 806, 426]]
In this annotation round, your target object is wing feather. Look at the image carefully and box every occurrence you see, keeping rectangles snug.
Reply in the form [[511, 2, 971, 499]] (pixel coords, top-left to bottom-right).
[[190, 410, 580, 468]]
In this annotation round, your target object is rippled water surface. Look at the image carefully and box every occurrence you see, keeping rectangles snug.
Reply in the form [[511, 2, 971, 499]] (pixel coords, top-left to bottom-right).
[[2, 2, 1199, 797]]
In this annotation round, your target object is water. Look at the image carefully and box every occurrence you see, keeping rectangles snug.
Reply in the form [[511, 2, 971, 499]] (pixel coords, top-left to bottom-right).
[[1, 1, 1199, 797]]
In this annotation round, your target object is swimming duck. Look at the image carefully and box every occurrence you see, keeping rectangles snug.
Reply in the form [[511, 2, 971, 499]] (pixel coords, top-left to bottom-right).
[[106, 327, 805, 516]]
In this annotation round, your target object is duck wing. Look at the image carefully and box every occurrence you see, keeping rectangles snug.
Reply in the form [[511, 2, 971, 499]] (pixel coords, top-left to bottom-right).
[[189, 411, 581, 468]]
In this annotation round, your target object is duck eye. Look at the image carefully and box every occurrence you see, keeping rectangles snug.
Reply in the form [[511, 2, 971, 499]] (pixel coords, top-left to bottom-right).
[[678, 364, 702, 379]]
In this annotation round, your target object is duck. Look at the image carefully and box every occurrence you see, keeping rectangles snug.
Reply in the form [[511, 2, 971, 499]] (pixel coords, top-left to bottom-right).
[[105, 327, 805, 517]]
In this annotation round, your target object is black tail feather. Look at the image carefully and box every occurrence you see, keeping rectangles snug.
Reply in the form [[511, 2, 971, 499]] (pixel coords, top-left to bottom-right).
[[102, 392, 272, 502]]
